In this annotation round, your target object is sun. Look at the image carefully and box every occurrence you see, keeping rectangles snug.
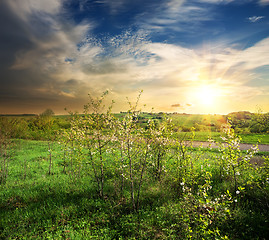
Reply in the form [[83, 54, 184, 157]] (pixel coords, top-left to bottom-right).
[[188, 85, 220, 108], [196, 86, 216, 106], [186, 83, 224, 113]]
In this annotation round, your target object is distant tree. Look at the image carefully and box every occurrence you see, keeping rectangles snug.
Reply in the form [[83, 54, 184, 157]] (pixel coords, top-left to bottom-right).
[[227, 111, 253, 132], [250, 111, 269, 133], [40, 109, 55, 117], [28, 109, 56, 139]]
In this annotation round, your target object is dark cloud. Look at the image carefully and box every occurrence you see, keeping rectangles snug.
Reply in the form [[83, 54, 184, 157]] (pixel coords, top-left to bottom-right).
[[171, 104, 182, 108], [171, 103, 192, 109], [0, 1, 35, 66], [0, 1, 47, 112], [65, 79, 79, 86], [0, 1, 87, 113]]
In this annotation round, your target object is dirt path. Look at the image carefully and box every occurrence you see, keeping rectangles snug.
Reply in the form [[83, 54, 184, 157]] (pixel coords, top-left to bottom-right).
[[185, 141, 269, 152]]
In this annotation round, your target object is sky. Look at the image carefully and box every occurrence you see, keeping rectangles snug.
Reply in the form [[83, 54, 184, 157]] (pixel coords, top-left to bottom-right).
[[0, 0, 269, 115]]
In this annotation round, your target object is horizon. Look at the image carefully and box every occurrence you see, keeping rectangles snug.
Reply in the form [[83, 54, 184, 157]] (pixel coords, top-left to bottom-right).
[[0, 109, 260, 117], [1, 0, 269, 115]]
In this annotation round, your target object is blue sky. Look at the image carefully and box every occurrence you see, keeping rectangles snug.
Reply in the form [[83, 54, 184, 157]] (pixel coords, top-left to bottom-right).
[[0, 0, 269, 114]]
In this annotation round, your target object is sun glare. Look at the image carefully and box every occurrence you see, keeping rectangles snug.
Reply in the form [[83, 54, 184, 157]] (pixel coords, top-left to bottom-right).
[[188, 85, 221, 110], [197, 86, 216, 106]]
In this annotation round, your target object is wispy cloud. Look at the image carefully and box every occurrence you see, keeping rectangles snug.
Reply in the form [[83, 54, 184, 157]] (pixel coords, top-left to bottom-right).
[[6, 0, 61, 22], [247, 16, 265, 22], [136, 0, 213, 33], [259, 0, 269, 6], [94, 0, 126, 15], [196, 0, 234, 3]]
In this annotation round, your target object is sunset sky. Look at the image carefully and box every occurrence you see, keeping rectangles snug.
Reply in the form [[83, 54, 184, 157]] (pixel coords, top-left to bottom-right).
[[1, 0, 269, 114]]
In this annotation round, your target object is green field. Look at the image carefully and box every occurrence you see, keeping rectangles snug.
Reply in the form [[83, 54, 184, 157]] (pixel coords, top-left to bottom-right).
[[1, 137, 269, 239], [240, 133, 269, 144], [1, 108, 269, 239], [1, 111, 268, 144]]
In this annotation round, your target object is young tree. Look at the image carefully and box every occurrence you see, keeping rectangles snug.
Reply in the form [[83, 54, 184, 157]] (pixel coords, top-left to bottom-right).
[[83, 91, 116, 198], [59, 91, 116, 197]]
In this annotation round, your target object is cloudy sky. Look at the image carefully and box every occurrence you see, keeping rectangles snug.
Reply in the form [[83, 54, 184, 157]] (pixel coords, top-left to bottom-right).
[[1, 0, 269, 114]]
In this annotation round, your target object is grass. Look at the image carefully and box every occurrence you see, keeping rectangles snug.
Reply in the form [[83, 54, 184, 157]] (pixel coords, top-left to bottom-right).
[[240, 133, 269, 144], [1, 139, 269, 239]]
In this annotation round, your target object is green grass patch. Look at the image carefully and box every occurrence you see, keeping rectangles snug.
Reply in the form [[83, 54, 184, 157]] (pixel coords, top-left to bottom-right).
[[240, 133, 269, 144], [1, 139, 269, 239]]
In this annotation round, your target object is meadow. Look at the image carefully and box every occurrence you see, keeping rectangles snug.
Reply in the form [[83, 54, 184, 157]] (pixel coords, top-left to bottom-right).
[[1, 93, 269, 239], [1, 112, 269, 144]]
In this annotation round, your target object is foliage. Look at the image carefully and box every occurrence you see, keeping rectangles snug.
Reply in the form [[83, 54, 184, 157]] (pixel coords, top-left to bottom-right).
[[215, 124, 258, 195], [228, 110, 269, 134], [0, 108, 268, 142], [250, 111, 269, 133], [40, 108, 55, 117]]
